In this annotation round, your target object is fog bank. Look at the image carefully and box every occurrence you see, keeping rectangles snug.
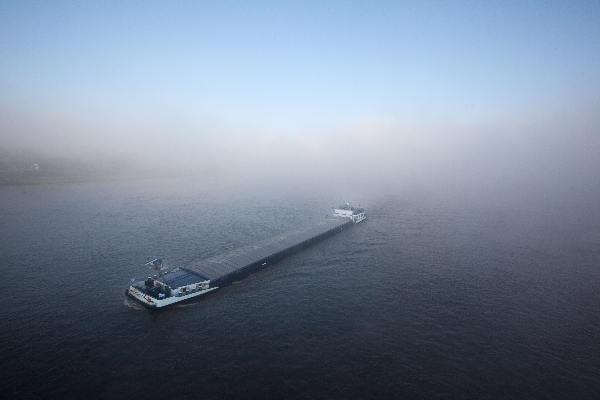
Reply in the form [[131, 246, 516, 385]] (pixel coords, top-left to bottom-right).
[[2, 99, 599, 206]]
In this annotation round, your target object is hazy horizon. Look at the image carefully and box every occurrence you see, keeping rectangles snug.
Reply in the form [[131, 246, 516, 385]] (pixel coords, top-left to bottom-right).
[[1, 1, 599, 201]]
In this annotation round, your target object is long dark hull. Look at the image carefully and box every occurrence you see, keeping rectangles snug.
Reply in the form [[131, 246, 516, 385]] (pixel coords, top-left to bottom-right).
[[212, 219, 352, 287], [127, 215, 363, 311]]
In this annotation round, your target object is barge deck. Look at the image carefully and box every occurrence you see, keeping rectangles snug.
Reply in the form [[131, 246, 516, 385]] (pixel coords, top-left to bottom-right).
[[186, 217, 352, 285]]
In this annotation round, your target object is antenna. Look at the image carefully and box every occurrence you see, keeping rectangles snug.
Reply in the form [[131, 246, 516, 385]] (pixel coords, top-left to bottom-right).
[[145, 258, 164, 277]]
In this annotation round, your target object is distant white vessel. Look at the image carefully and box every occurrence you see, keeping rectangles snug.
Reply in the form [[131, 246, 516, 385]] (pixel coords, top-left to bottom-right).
[[333, 202, 367, 223], [127, 203, 366, 309]]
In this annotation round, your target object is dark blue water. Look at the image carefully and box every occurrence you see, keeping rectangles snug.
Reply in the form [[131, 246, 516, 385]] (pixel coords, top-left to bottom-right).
[[1, 179, 599, 399]]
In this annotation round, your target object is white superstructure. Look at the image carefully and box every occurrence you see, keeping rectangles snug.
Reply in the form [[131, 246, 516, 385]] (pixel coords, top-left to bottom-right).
[[126, 260, 219, 309], [334, 203, 367, 223], [127, 278, 218, 308]]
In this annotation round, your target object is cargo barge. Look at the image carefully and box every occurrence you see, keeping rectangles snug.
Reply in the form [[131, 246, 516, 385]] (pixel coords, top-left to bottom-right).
[[127, 204, 366, 309]]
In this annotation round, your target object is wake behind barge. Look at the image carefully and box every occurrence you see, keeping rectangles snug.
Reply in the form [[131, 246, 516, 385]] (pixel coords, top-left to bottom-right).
[[127, 204, 366, 309]]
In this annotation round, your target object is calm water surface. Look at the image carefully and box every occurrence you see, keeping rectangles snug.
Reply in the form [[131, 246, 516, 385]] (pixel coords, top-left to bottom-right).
[[1, 179, 599, 399]]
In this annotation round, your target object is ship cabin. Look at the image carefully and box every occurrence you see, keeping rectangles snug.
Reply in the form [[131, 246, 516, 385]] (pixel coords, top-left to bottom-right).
[[333, 203, 367, 223], [135, 268, 210, 300]]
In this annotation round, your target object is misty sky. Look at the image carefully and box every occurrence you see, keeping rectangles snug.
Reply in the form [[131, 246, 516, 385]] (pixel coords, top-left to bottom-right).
[[1, 1, 599, 194]]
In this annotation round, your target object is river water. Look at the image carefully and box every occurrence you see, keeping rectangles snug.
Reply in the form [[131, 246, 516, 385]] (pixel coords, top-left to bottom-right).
[[1, 179, 599, 399]]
